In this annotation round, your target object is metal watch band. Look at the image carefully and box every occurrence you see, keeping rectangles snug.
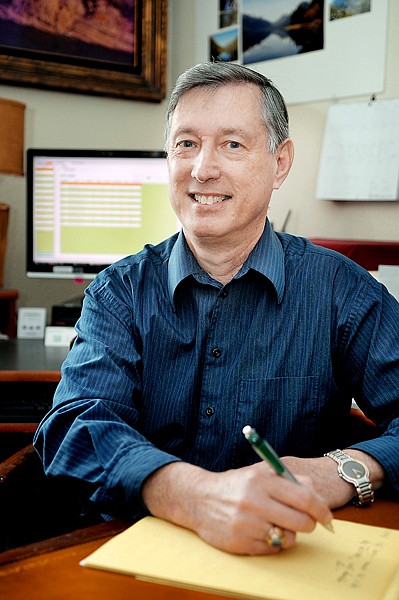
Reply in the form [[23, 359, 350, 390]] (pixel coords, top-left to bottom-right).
[[326, 449, 351, 463], [324, 449, 374, 507]]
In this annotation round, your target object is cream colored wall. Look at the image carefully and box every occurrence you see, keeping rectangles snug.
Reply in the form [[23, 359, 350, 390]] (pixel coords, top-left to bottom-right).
[[0, 0, 398, 319]]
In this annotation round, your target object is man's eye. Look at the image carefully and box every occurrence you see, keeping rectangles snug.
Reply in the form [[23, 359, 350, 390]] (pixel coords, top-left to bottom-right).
[[227, 141, 241, 149], [177, 140, 194, 148]]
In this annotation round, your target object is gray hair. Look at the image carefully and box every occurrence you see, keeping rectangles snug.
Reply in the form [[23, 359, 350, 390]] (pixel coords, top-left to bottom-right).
[[164, 62, 289, 154]]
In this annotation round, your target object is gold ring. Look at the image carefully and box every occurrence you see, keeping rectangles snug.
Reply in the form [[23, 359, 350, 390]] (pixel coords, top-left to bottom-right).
[[265, 526, 286, 548]]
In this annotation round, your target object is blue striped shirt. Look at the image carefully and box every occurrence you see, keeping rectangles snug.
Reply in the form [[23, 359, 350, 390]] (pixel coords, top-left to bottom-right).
[[34, 221, 399, 519]]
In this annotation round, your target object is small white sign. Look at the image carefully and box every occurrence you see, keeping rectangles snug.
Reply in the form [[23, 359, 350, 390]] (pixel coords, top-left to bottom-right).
[[17, 307, 47, 339], [44, 326, 76, 347]]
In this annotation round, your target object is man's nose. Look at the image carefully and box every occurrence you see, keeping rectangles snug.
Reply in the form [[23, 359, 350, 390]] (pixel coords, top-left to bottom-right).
[[191, 148, 221, 183]]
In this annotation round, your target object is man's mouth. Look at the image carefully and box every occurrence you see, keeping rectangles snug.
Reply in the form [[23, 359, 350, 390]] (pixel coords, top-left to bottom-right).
[[190, 194, 231, 205]]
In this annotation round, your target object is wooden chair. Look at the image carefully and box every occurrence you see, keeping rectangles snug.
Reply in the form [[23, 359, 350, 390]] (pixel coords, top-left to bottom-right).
[[0, 203, 9, 288], [0, 203, 19, 337], [344, 407, 380, 445], [0, 444, 103, 553]]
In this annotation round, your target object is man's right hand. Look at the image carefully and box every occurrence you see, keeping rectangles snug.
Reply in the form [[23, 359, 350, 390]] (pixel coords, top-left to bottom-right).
[[141, 460, 333, 555]]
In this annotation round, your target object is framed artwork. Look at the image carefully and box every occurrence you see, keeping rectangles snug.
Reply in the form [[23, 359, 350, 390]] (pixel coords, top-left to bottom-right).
[[0, 0, 167, 102]]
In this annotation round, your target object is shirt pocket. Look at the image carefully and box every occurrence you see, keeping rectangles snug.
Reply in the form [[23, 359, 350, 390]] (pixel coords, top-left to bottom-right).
[[235, 376, 320, 460]]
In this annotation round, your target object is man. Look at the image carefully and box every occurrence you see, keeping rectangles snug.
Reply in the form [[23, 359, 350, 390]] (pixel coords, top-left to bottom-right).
[[34, 62, 399, 556]]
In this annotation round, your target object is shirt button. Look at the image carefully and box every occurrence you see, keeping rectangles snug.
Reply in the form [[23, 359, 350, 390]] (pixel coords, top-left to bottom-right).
[[211, 347, 221, 358], [205, 406, 215, 417], [220, 289, 228, 299]]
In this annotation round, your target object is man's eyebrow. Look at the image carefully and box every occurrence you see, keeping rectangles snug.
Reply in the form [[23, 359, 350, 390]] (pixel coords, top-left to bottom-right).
[[173, 127, 196, 137], [220, 128, 246, 137], [173, 127, 248, 138]]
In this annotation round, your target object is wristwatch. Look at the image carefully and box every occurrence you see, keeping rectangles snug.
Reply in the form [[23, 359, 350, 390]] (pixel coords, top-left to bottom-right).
[[324, 449, 374, 507]]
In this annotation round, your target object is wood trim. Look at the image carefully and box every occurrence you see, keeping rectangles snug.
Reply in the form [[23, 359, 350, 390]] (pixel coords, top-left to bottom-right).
[[0, 443, 36, 480], [0, 520, 128, 567], [0, 423, 38, 433], [0, 371, 61, 382]]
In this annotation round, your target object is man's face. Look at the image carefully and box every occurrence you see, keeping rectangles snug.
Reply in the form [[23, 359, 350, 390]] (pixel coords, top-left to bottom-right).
[[167, 82, 292, 246]]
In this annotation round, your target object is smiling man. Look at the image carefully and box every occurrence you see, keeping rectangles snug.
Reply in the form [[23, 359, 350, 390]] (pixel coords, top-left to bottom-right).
[[166, 78, 293, 285], [34, 62, 399, 556]]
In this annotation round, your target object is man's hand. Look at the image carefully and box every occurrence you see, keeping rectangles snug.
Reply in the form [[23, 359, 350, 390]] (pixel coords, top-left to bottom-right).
[[282, 450, 385, 508], [141, 460, 333, 555]]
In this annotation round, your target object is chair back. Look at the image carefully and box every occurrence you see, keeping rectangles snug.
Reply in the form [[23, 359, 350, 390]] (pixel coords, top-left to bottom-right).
[[0, 203, 9, 287], [0, 444, 103, 552]]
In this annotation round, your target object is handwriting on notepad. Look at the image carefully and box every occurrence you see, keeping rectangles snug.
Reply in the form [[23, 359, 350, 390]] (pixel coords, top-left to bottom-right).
[[335, 530, 391, 589]]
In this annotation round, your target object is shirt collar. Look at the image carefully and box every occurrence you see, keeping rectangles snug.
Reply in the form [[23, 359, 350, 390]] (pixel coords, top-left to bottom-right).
[[243, 219, 285, 303], [168, 231, 198, 304], [167, 220, 285, 306]]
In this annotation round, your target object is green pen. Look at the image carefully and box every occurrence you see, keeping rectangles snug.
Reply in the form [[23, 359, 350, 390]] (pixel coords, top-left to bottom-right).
[[242, 425, 334, 533]]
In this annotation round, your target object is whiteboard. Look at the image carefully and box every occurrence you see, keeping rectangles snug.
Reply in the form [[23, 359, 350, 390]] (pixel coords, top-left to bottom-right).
[[316, 99, 399, 201]]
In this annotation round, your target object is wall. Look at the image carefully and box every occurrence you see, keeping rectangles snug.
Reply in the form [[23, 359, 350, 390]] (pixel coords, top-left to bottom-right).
[[0, 0, 398, 319]]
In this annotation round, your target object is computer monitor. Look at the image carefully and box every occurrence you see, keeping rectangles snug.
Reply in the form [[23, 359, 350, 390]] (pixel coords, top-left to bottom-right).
[[26, 149, 178, 279]]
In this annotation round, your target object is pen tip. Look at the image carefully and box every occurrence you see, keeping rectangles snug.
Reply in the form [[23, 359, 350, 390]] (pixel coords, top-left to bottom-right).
[[323, 521, 335, 533]]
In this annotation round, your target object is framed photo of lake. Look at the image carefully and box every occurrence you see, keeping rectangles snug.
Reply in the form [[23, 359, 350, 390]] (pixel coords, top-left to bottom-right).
[[0, 0, 167, 102]]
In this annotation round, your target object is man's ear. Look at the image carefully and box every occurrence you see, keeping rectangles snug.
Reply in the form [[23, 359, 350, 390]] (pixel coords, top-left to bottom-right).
[[273, 139, 294, 190]]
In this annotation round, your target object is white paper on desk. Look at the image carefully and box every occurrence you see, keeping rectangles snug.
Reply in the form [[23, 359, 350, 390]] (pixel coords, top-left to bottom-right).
[[316, 100, 399, 201], [377, 265, 399, 301], [80, 516, 399, 600]]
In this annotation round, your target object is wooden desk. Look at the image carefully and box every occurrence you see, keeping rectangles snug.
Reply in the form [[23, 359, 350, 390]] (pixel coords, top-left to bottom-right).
[[0, 339, 68, 433], [0, 338, 69, 375], [0, 499, 398, 600], [0, 339, 69, 462]]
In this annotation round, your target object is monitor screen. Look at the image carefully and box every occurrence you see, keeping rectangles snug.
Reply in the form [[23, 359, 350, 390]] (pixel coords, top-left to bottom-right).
[[26, 149, 178, 279]]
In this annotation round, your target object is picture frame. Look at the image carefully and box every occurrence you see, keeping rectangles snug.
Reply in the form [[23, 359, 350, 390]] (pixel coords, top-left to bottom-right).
[[0, 0, 167, 102]]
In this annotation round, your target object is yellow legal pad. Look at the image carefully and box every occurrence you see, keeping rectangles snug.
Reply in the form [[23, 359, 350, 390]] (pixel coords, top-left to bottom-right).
[[80, 516, 399, 600]]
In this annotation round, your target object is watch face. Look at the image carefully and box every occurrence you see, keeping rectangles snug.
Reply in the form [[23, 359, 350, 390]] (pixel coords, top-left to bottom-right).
[[342, 460, 366, 480]]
